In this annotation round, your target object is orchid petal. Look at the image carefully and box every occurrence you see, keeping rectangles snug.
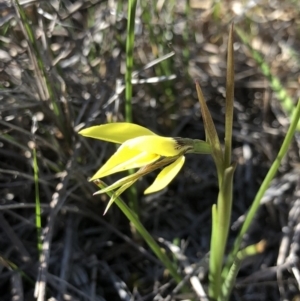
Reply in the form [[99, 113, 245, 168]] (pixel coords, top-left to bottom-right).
[[93, 173, 138, 194], [79, 123, 156, 143], [125, 136, 185, 157], [103, 180, 137, 215], [90, 145, 159, 180], [144, 156, 185, 194]]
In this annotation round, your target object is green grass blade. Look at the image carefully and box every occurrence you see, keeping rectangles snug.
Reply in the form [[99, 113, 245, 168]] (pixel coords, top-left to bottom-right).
[[209, 164, 235, 299], [209, 204, 219, 298], [94, 180, 183, 285], [223, 98, 300, 277], [32, 148, 42, 255], [125, 0, 139, 214], [224, 24, 234, 168], [14, 0, 60, 117], [182, 0, 191, 66], [196, 81, 224, 181], [236, 26, 299, 129], [219, 241, 267, 301], [0, 254, 34, 284], [125, 0, 137, 122]]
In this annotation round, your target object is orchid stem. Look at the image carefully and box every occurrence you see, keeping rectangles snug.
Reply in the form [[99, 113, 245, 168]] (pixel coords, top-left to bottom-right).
[[125, 0, 139, 214], [94, 180, 183, 286]]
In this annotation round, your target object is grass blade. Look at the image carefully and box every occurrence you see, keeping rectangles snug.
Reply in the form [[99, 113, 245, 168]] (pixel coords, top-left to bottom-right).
[[236, 26, 299, 129], [13, 0, 59, 116], [125, 0, 139, 213], [224, 24, 234, 168], [209, 164, 235, 299], [94, 180, 183, 285], [223, 98, 300, 278], [32, 147, 42, 255], [125, 0, 137, 122], [196, 81, 224, 181], [220, 241, 267, 301]]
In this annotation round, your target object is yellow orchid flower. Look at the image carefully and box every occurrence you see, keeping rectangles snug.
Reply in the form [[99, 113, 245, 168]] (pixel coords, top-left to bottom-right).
[[79, 123, 211, 213]]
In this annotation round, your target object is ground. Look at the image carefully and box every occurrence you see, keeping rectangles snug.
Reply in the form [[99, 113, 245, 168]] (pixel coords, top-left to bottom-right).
[[1, 0, 300, 300]]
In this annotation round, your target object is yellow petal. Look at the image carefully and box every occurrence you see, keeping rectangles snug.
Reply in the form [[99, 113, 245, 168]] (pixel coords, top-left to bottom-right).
[[103, 180, 137, 215], [90, 145, 159, 180], [125, 136, 184, 157], [144, 156, 185, 194], [79, 123, 156, 143], [93, 173, 138, 194]]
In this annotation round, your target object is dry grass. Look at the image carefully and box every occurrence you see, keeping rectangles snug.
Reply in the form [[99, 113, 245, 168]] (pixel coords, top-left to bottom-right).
[[1, 0, 300, 300]]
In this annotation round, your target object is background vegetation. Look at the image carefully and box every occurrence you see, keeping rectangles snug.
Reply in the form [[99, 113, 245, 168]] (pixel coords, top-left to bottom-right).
[[1, 0, 300, 300]]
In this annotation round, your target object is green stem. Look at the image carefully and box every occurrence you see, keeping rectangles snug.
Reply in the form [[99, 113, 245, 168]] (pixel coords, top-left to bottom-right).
[[114, 197, 182, 283], [33, 148, 42, 255], [205, 27, 235, 300], [209, 165, 235, 299], [125, 0, 137, 122], [224, 25, 234, 168], [95, 181, 182, 284], [125, 0, 139, 214], [220, 241, 266, 301], [223, 98, 300, 278], [189, 139, 212, 154]]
